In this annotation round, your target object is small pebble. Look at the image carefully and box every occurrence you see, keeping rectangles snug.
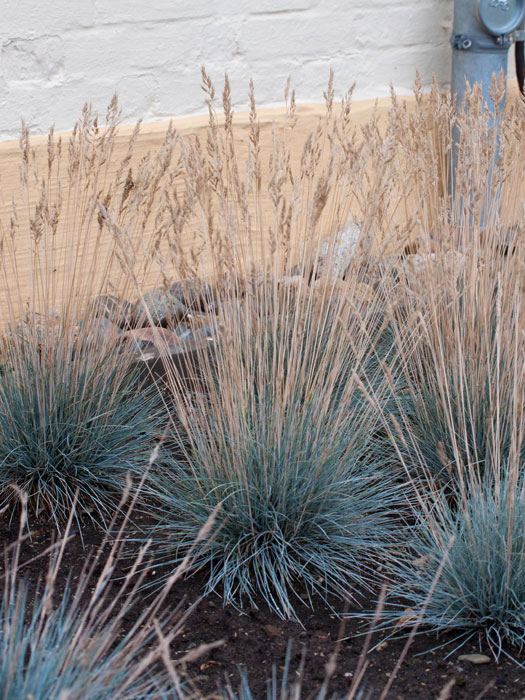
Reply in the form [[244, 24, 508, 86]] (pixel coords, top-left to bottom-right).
[[262, 624, 281, 639], [457, 653, 491, 665]]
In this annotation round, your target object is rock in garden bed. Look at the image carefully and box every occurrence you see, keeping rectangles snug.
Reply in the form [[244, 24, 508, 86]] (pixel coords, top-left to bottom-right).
[[132, 287, 190, 327], [291, 220, 368, 281], [89, 294, 135, 329], [125, 327, 216, 385], [131, 279, 218, 328], [168, 279, 217, 314]]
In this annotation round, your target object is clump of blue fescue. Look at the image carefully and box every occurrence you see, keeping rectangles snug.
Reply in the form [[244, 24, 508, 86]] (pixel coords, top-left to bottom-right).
[[149, 411, 408, 620], [0, 323, 162, 529], [137, 286, 409, 620], [0, 580, 174, 700], [367, 466, 525, 661], [0, 491, 190, 700]]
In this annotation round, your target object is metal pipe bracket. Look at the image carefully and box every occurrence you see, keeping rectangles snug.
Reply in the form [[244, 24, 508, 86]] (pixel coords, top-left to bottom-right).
[[453, 32, 512, 50]]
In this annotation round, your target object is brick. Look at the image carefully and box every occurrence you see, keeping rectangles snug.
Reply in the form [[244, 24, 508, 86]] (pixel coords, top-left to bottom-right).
[[2, 0, 94, 36], [95, 0, 213, 24], [62, 20, 239, 79], [2, 36, 64, 83], [248, 0, 315, 14]]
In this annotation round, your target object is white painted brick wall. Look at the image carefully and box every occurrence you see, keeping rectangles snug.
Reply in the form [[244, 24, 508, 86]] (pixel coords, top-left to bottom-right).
[[0, 0, 458, 141]]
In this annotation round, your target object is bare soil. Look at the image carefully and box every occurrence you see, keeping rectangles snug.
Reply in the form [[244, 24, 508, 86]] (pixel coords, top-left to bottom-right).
[[2, 511, 524, 700]]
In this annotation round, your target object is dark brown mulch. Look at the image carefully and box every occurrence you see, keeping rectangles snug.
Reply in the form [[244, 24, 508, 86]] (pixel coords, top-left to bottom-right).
[[2, 512, 524, 700]]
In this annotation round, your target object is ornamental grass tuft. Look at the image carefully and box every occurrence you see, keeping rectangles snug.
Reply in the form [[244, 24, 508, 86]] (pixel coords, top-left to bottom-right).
[[0, 494, 191, 700], [0, 98, 174, 530], [380, 78, 525, 488], [369, 463, 525, 661], [139, 275, 408, 620], [0, 320, 161, 528], [346, 77, 525, 663], [385, 233, 525, 487]]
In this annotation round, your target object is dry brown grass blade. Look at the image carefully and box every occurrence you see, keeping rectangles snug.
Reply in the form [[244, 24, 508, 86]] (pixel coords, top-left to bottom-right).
[[436, 678, 456, 700]]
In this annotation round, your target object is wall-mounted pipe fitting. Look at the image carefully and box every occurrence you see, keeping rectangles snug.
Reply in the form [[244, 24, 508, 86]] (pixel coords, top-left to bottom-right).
[[451, 0, 525, 110], [450, 0, 525, 226]]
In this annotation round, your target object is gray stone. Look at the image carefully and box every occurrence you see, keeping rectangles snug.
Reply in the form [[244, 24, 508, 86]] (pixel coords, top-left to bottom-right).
[[317, 220, 363, 277], [173, 324, 216, 341], [291, 220, 366, 280], [129, 334, 215, 388], [95, 316, 122, 338], [173, 324, 193, 340], [278, 275, 304, 289], [88, 295, 134, 329], [132, 288, 189, 327], [122, 327, 182, 354], [169, 279, 217, 313]]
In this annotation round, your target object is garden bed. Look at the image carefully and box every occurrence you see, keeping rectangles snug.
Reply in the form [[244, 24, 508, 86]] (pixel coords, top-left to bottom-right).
[[2, 75, 525, 699], [4, 511, 524, 699]]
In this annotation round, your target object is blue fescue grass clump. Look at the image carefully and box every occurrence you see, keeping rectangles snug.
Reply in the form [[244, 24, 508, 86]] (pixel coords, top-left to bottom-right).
[[0, 579, 171, 700], [140, 279, 409, 620], [0, 322, 161, 528], [392, 303, 522, 486], [369, 222, 525, 662], [0, 494, 191, 700], [149, 408, 407, 620], [383, 223, 525, 489], [367, 466, 525, 661]]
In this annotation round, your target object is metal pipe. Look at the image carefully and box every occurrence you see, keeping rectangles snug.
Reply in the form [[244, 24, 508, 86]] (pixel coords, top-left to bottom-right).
[[451, 0, 511, 112], [450, 0, 525, 232]]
